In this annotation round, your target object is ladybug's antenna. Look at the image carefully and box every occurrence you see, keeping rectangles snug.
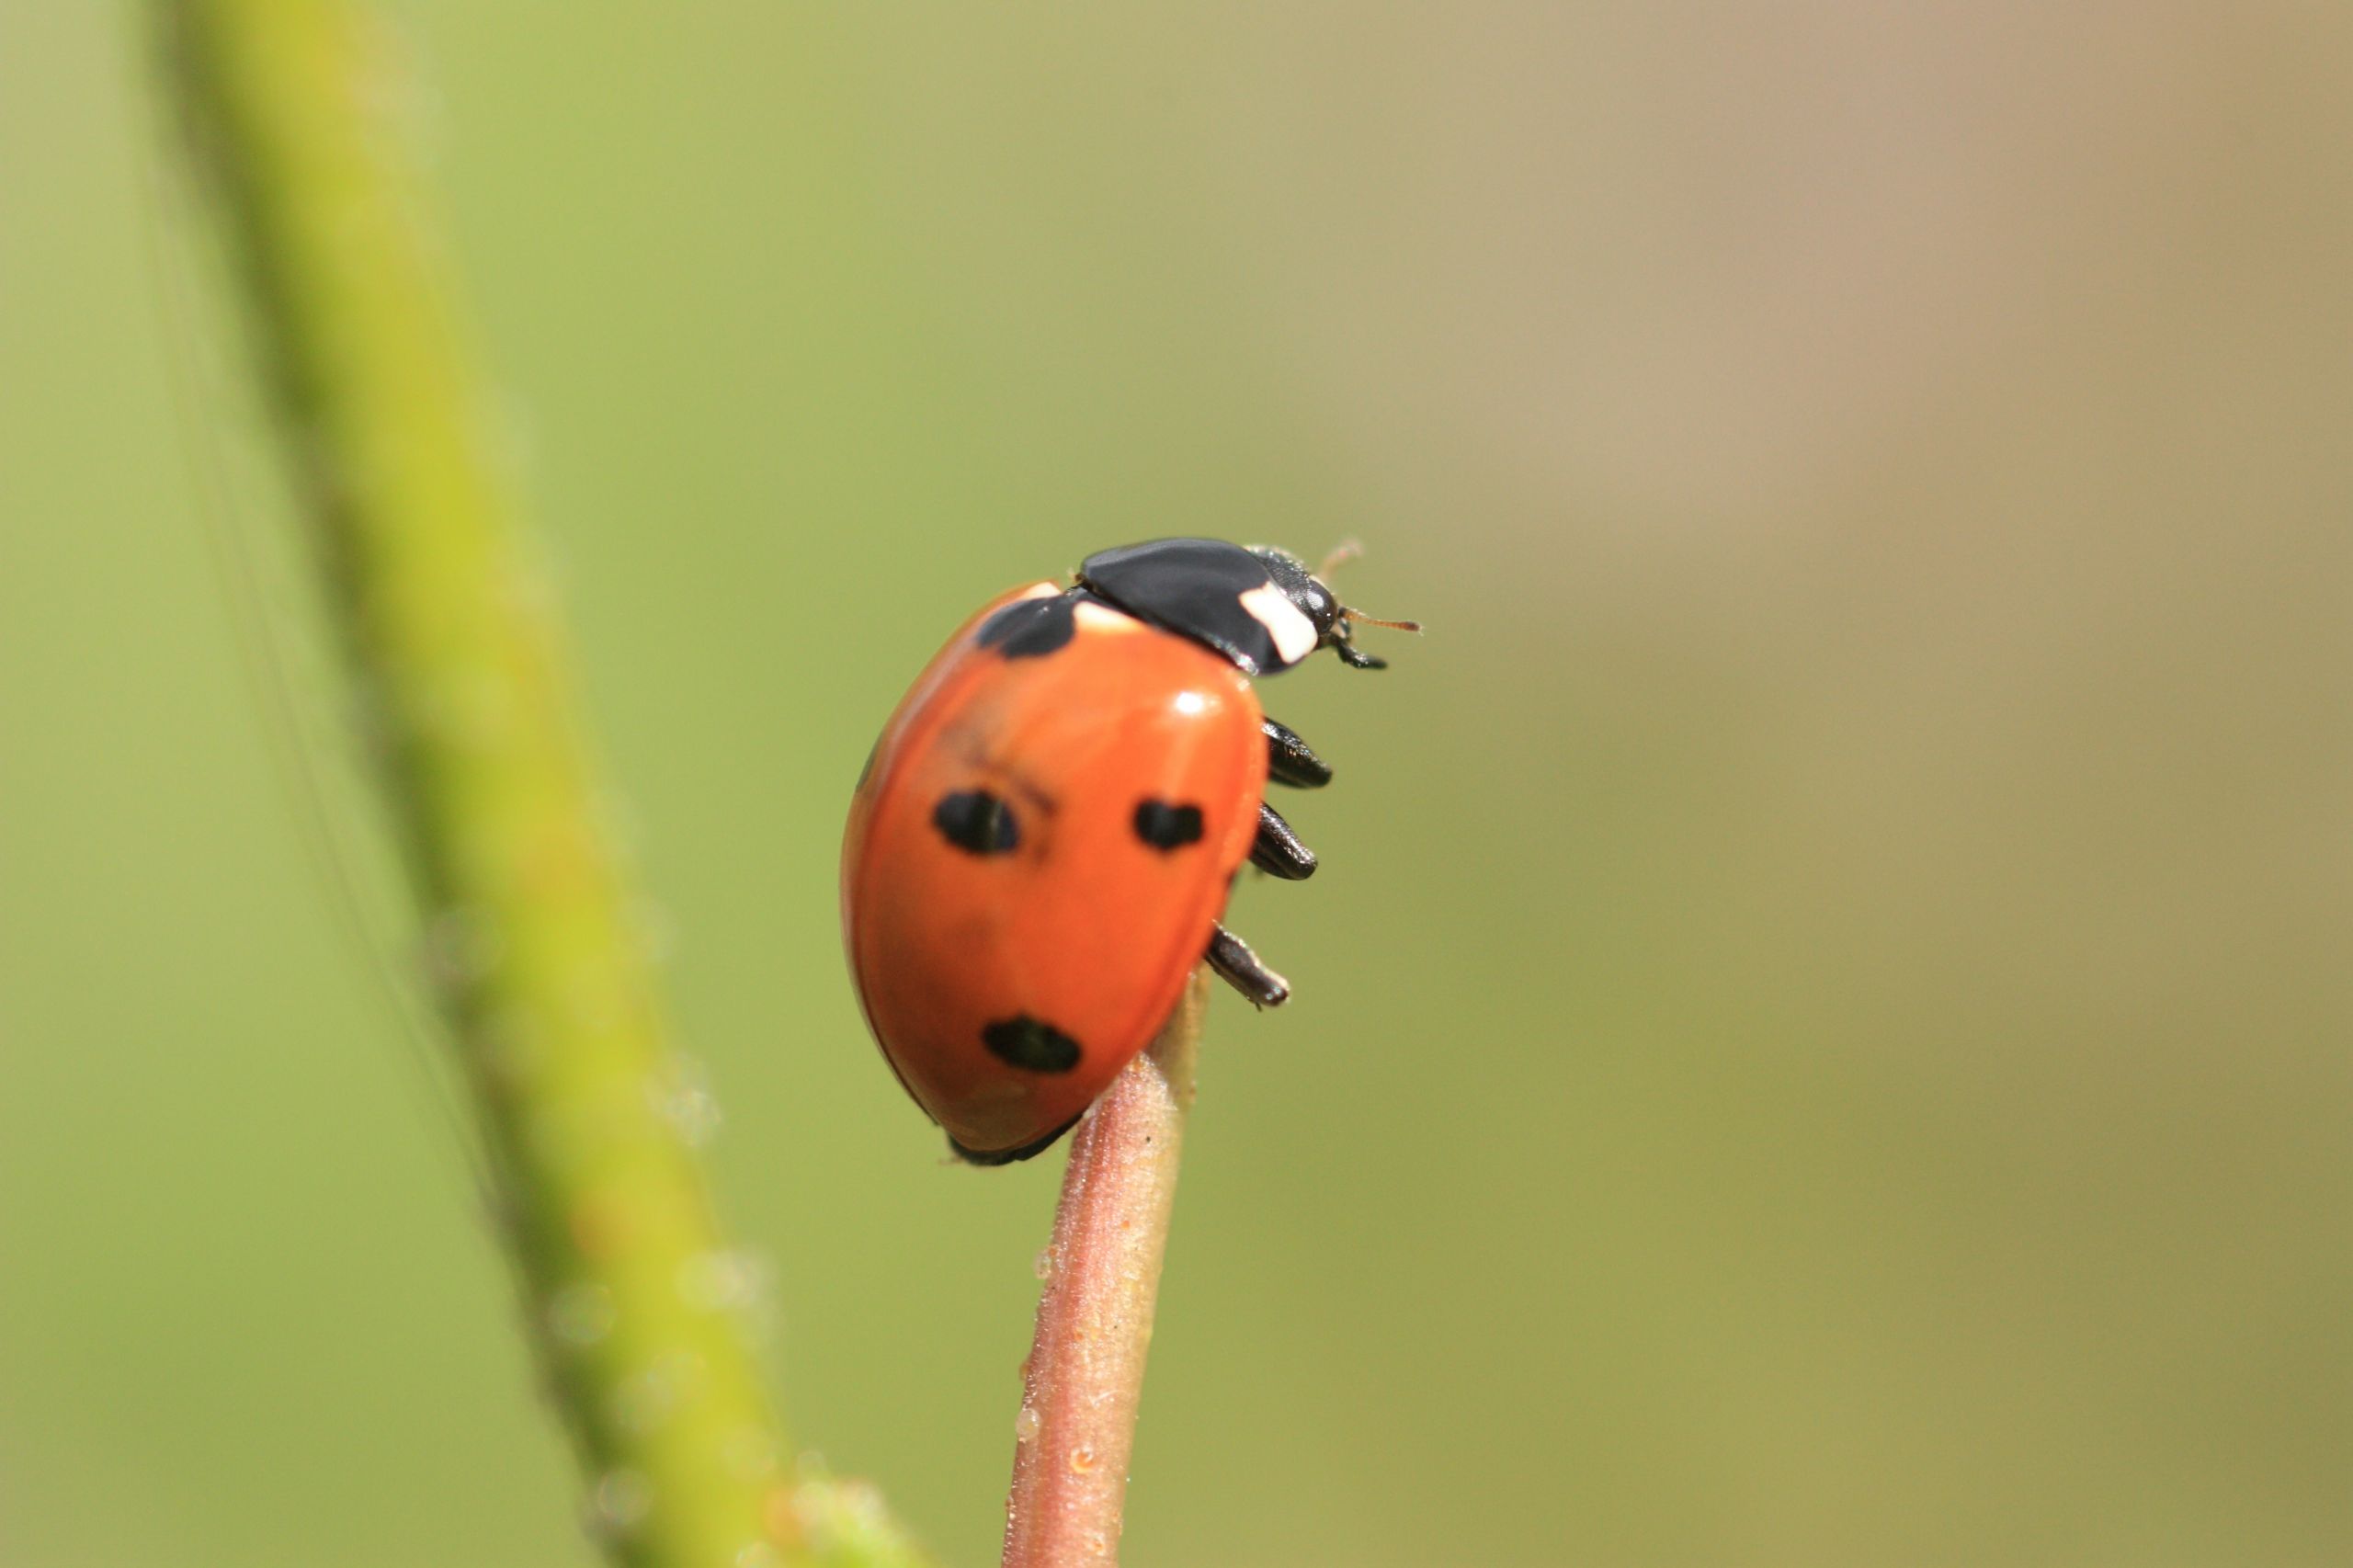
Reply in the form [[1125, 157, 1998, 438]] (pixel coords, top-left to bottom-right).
[[1317, 538, 1366, 579], [1321, 540, 1421, 631], [1329, 604, 1422, 672], [1317, 540, 1422, 666]]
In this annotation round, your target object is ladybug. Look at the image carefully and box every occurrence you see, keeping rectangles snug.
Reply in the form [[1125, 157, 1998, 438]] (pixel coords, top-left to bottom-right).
[[841, 537, 1415, 1164]]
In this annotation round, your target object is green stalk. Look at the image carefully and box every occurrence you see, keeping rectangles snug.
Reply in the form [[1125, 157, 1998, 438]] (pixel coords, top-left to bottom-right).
[[155, 6, 925, 1564]]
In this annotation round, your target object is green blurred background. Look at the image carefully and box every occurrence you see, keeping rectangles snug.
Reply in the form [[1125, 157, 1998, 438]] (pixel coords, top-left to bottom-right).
[[5, 5, 2347, 1565]]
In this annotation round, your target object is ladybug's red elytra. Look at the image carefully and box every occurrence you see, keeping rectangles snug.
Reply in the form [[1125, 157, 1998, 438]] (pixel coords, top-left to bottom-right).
[[841, 538, 1414, 1165]]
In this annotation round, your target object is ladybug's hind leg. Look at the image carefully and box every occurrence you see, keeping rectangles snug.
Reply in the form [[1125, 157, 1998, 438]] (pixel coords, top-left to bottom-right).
[[1263, 717, 1332, 789], [1207, 924, 1290, 1008]]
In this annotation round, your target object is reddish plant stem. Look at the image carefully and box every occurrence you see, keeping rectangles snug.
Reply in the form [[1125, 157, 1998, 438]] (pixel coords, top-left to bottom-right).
[[1001, 970, 1209, 1568]]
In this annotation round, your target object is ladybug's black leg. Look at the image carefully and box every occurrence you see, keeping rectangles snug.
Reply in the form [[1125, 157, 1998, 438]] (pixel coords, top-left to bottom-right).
[[1206, 924, 1290, 1008], [1263, 717, 1332, 789], [1250, 801, 1318, 880]]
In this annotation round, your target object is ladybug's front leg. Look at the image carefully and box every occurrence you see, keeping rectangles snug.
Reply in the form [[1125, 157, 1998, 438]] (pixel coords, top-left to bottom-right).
[[1207, 924, 1290, 1007], [1263, 717, 1332, 788]]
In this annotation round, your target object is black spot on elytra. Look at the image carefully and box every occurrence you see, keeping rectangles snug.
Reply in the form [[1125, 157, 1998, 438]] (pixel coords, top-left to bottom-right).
[[976, 593, 1079, 659], [981, 1015, 1083, 1074], [933, 790, 1020, 855], [1132, 799, 1205, 850]]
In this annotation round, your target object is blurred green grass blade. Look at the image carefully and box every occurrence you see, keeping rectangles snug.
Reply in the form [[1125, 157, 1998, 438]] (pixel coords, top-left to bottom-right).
[[153, 4, 926, 1564]]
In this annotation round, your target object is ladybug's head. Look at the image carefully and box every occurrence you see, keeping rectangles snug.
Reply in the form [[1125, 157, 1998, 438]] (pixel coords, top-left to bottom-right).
[[1246, 542, 1420, 672], [1077, 537, 1419, 677]]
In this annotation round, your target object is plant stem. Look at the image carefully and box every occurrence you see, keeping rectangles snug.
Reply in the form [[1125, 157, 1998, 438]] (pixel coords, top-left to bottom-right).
[[1001, 971, 1208, 1568], [153, 6, 930, 1565]]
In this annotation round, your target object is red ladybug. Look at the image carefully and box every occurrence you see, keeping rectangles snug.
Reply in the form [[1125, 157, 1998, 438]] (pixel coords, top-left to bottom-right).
[[841, 538, 1414, 1164]]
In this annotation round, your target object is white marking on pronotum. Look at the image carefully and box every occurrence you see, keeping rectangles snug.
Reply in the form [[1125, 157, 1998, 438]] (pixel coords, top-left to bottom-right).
[[1073, 600, 1144, 634], [1238, 582, 1318, 666], [1014, 581, 1061, 601]]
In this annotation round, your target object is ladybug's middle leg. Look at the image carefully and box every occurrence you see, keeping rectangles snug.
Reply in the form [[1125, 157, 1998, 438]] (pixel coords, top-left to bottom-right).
[[1250, 802, 1317, 880], [1206, 924, 1290, 1007]]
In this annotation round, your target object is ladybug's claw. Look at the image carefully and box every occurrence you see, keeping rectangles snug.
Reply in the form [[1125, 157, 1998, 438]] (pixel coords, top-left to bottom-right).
[[1207, 924, 1290, 1008]]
